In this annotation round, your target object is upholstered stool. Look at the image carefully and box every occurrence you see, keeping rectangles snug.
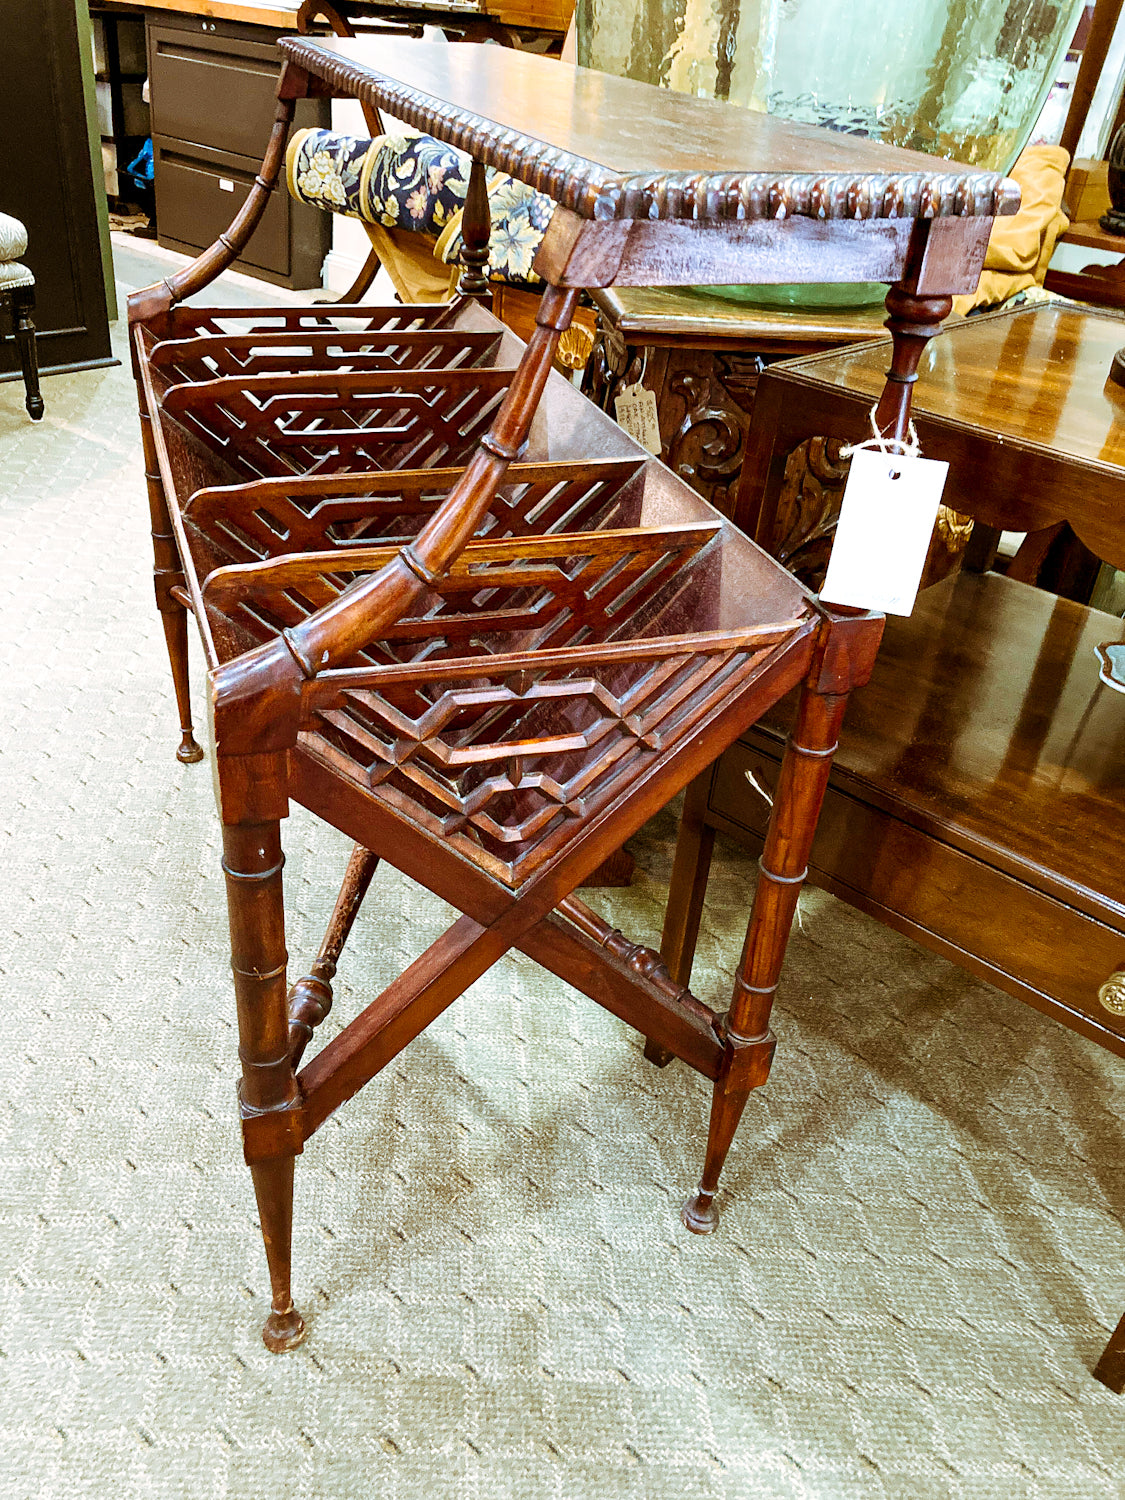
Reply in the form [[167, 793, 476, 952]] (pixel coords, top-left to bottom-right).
[[0, 212, 43, 421]]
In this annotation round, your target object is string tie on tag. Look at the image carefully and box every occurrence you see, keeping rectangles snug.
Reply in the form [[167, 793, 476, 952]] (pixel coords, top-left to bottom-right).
[[840, 404, 921, 473]]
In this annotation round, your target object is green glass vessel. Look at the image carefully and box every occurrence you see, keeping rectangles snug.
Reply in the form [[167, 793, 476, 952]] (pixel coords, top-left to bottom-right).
[[577, 0, 1084, 306]]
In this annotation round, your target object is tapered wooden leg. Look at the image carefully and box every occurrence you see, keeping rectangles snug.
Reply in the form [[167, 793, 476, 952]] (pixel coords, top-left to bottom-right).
[[138, 402, 204, 762], [661, 771, 717, 990], [11, 285, 43, 421], [222, 820, 306, 1351], [683, 681, 850, 1234], [161, 606, 203, 763], [250, 1156, 303, 1351], [1094, 1310, 1125, 1392], [289, 842, 380, 1066]]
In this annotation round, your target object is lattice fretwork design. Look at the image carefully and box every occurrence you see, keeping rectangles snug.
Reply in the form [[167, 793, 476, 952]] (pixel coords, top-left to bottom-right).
[[145, 299, 816, 885], [150, 327, 502, 386], [161, 366, 515, 481], [245, 524, 805, 884], [303, 628, 792, 885], [203, 515, 718, 638], [183, 459, 648, 568]]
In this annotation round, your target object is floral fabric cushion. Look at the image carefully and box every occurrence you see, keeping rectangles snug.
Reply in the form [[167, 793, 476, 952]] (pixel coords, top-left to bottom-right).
[[286, 127, 553, 286]]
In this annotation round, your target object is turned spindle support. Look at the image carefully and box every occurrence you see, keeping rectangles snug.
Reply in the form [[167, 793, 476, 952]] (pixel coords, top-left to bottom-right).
[[138, 398, 204, 763], [682, 611, 882, 1234], [873, 285, 954, 448], [457, 157, 492, 303], [288, 843, 380, 1066]]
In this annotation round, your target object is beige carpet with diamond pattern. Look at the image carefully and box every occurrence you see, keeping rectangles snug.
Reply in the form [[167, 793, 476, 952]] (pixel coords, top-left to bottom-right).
[[0, 242, 1121, 1498]]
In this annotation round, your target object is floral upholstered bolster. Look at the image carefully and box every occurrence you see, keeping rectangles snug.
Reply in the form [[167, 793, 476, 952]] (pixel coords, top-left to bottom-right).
[[286, 127, 553, 286]]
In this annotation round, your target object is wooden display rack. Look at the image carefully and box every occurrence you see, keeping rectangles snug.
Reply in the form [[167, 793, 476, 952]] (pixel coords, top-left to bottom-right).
[[127, 38, 1006, 1354]]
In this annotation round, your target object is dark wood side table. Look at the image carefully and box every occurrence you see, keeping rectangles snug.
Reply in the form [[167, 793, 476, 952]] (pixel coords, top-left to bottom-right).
[[661, 299, 1125, 1390], [1044, 217, 1125, 312], [585, 286, 887, 514]]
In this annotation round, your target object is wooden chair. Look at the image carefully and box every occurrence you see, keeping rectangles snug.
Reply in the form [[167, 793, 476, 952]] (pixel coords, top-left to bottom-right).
[[1, 211, 43, 421], [127, 38, 1005, 1351]]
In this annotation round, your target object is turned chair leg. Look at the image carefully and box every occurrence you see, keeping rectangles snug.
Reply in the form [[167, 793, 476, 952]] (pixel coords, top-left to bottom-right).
[[10, 285, 43, 421], [222, 820, 306, 1351], [682, 681, 850, 1234]]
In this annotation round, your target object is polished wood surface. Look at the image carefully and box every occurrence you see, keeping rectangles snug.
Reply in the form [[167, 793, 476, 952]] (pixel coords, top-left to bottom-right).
[[662, 299, 1125, 1386], [282, 38, 1017, 223], [592, 286, 890, 350], [794, 301, 1125, 471], [703, 301, 1125, 1045], [108, 0, 568, 31]]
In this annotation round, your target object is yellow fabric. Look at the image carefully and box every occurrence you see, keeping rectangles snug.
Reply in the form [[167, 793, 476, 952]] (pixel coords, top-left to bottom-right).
[[951, 145, 1069, 316], [361, 223, 458, 304]]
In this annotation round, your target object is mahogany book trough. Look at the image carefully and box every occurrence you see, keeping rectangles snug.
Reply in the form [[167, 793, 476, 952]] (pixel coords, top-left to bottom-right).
[[127, 37, 1011, 1354]]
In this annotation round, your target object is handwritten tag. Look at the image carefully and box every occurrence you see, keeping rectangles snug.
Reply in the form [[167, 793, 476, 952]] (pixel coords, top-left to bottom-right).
[[820, 447, 948, 616], [614, 382, 661, 454]]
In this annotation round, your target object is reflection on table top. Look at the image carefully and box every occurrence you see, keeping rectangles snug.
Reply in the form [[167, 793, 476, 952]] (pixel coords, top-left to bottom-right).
[[783, 301, 1125, 472], [593, 285, 891, 347]]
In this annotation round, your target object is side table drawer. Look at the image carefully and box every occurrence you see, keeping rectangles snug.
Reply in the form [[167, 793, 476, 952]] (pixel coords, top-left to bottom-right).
[[710, 735, 1125, 1053], [148, 22, 280, 161], [153, 137, 291, 280]]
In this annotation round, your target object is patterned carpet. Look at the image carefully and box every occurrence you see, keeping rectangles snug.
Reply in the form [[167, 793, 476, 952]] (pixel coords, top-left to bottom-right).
[[0, 245, 1122, 1498]]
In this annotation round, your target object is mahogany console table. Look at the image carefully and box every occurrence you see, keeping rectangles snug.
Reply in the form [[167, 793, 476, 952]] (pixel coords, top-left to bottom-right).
[[127, 38, 1009, 1357]]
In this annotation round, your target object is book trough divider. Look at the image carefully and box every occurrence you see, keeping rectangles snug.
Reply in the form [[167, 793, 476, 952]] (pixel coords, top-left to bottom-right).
[[126, 38, 1011, 1352]]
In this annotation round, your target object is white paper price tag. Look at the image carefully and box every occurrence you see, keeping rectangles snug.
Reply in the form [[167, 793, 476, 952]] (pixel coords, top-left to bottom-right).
[[819, 447, 948, 616], [614, 382, 661, 454]]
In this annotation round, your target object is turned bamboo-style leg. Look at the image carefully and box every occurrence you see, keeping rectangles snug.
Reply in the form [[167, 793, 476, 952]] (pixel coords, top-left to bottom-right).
[[288, 843, 380, 1066], [661, 772, 717, 991], [1094, 1310, 1125, 1393], [682, 682, 851, 1234], [138, 399, 204, 763], [222, 820, 306, 1351]]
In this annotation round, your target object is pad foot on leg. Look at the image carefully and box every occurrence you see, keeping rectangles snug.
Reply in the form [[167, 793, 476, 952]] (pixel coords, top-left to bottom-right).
[[263, 1302, 307, 1353], [681, 1190, 720, 1235]]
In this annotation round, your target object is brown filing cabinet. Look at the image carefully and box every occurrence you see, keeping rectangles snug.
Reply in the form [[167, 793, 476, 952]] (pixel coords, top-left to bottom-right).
[[147, 13, 330, 287]]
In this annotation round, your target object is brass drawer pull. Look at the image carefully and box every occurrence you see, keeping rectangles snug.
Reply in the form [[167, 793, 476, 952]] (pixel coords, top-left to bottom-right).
[[1097, 972, 1125, 1016]]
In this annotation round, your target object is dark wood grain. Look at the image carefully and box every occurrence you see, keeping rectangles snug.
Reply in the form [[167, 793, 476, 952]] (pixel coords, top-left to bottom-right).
[[664, 299, 1125, 1386], [280, 38, 1019, 225]]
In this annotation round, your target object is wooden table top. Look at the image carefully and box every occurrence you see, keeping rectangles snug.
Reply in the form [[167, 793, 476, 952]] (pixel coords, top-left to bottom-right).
[[106, 0, 564, 31], [1059, 218, 1125, 255], [772, 301, 1125, 473], [280, 37, 1019, 225]]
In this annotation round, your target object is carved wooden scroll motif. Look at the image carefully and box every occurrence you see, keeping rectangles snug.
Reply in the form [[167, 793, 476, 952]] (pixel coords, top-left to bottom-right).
[[128, 39, 1011, 1351]]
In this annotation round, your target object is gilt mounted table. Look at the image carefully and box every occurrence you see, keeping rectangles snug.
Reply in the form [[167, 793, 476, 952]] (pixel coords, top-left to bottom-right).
[[127, 38, 1011, 1355]]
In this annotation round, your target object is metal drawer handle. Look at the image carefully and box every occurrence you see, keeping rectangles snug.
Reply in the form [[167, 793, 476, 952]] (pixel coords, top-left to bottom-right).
[[1097, 972, 1125, 1016]]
